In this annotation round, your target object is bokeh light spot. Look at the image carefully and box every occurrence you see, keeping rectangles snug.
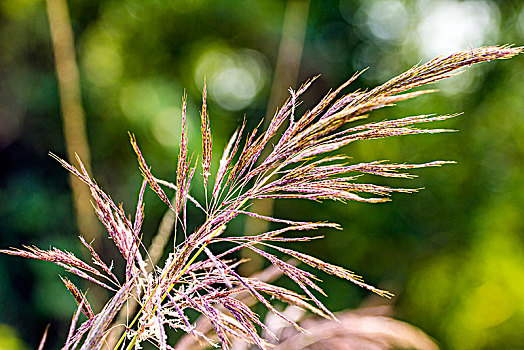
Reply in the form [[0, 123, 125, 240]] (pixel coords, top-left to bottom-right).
[[415, 0, 499, 59], [120, 81, 161, 123], [365, 0, 409, 42], [82, 37, 123, 88], [0, 0, 39, 19], [211, 67, 256, 111], [194, 47, 268, 111], [151, 106, 182, 149]]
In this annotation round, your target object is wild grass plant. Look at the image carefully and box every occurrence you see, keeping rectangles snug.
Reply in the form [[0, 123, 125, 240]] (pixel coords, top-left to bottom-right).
[[1, 45, 521, 350]]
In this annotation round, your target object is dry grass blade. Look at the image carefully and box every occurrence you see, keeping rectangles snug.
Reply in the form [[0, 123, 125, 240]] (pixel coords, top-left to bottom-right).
[[79, 236, 119, 284], [265, 244, 392, 297], [176, 95, 190, 215], [60, 276, 95, 319], [80, 276, 136, 350], [130, 133, 177, 214], [38, 324, 50, 350], [64, 299, 85, 350], [212, 123, 244, 201], [0, 245, 117, 291], [200, 81, 213, 189]]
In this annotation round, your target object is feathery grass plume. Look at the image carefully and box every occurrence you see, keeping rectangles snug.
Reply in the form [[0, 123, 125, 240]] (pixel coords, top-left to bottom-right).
[[1, 45, 521, 349]]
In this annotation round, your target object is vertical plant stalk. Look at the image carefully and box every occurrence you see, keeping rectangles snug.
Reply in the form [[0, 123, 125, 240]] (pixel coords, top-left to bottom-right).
[[45, 0, 100, 243], [241, 0, 311, 276]]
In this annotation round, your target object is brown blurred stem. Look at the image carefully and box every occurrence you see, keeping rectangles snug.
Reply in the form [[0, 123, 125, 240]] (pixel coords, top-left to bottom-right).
[[45, 0, 100, 244], [240, 0, 310, 276]]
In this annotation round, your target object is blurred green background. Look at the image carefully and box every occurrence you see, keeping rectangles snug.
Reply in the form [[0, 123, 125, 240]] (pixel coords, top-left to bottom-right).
[[1, 0, 524, 349]]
